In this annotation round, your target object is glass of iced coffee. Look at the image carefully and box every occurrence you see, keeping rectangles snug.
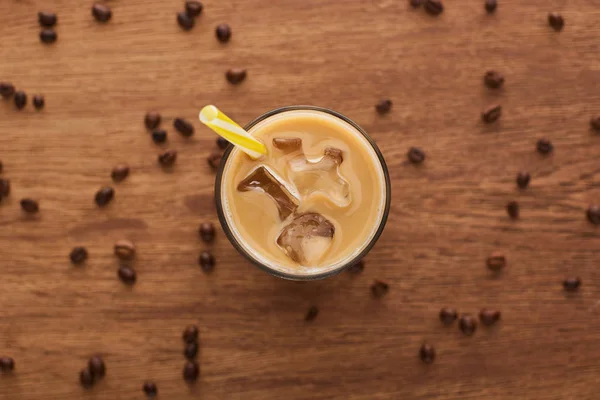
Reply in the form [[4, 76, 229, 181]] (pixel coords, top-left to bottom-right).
[[215, 106, 391, 280]]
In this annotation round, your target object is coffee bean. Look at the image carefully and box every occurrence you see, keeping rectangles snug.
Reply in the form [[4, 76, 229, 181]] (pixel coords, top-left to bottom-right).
[[407, 147, 425, 164], [158, 149, 177, 167], [506, 200, 519, 219], [305, 306, 319, 321], [95, 186, 114, 207], [482, 104, 502, 123], [424, 0, 444, 15], [216, 137, 229, 150], [14, 90, 27, 110], [183, 361, 199, 382], [484, 70, 504, 89], [32, 95, 45, 110], [185, 1, 203, 17], [587, 204, 600, 225], [371, 280, 389, 298], [38, 11, 57, 27], [536, 138, 553, 155], [216, 24, 232, 43], [347, 259, 365, 274], [486, 251, 506, 271], [409, 0, 422, 8], [184, 342, 199, 360], [479, 309, 501, 326], [563, 277, 581, 292], [199, 222, 215, 243], [516, 171, 530, 189], [439, 307, 458, 325], [114, 240, 136, 260], [591, 116, 600, 131], [207, 152, 222, 170], [0, 357, 15, 372], [20, 198, 39, 213], [484, 0, 497, 13], [548, 12, 564, 31], [375, 99, 392, 114], [173, 118, 194, 137], [0, 82, 15, 98], [143, 381, 158, 398], [459, 314, 477, 336], [80, 367, 95, 388], [92, 3, 112, 22], [419, 343, 435, 364], [70, 247, 88, 265], [183, 325, 199, 343], [88, 356, 106, 378], [152, 130, 167, 144], [118, 265, 137, 285], [177, 12, 195, 31], [225, 68, 247, 85], [40, 29, 57, 44], [0, 179, 10, 196], [111, 164, 130, 182], [144, 112, 161, 130], [198, 251, 215, 273]]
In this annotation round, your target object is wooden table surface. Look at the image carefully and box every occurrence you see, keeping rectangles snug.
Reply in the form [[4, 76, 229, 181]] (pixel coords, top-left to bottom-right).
[[1, 0, 599, 399]]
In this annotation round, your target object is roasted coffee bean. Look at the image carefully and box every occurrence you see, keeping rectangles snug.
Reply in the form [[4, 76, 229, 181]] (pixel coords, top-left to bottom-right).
[[371, 280, 389, 298], [0, 82, 15, 98], [409, 0, 422, 8], [14, 90, 27, 109], [32, 95, 45, 110], [95, 186, 114, 207], [143, 381, 158, 398], [198, 251, 215, 273], [207, 152, 222, 169], [199, 222, 215, 243], [375, 99, 392, 114], [459, 314, 477, 336], [177, 12, 195, 31], [587, 204, 600, 225], [158, 149, 177, 167], [487, 251, 506, 271], [216, 137, 228, 150], [424, 0, 444, 15], [111, 164, 130, 182], [347, 259, 365, 274], [114, 240, 135, 260], [183, 325, 199, 343], [591, 116, 600, 131], [118, 266, 137, 285], [506, 200, 519, 219], [536, 138, 553, 155], [144, 112, 161, 130], [88, 356, 106, 378], [407, 147, 425, 164], [225, 68, 247, 85], [419, 343, 435, 364], [185, 1, 203, 17], [482, 104, 502, 123], [439, 307, 458, 325], [0, 357, 15, 372], [215, 24, 232, 42], [305, 306, 319, 321], [183, 361, 199, 382], [80, 367, 95, 388], [173, 118, 194, 137], [20, 198, 39, 213], [92, 3, 112, 22], [0, 179, 10, 196], [70, 247, 88, 265], [484, 70, 504, 88], [484, 0, 497, 13], [184, 342, 199, 360], [38, 11, 57, 27], [40, 29, 57, 44], [563, 277, 581, 292], [479, 309, 501, 326], [152, 130, 167, 144], [548, 12, 564, 31], [516, 171, 530, 189]]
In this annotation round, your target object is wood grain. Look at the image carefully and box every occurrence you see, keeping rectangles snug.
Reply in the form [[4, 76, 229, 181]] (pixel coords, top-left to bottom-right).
[[1, 0, 600, 399]]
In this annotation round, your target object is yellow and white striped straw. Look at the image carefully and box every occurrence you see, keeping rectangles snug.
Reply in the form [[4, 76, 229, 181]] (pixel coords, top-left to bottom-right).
[[199, 105, 267, 159]]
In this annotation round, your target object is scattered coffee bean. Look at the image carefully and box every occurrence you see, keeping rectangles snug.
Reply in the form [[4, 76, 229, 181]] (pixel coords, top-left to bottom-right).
[[92, 3, 112, 22], [487, 251, 506, 271], [14, 90, 27, 110], [183, 361, 199, 382], [409, 0, 422, 8], [0, 179, 10, 196], [184, 342, 199, 360], [479, 309, 501, 326], [95, 186, 114, 207], [152, 129, 167, 144], [375, 99, 392, 114], [483, 70, 504, 89], [407, 147, 425, 164], [177, 12, 195, 31], [371, 280, 389, 298], [305, 306, 319, 322], [32, 95, 45, 110], [506, 200, 519, 219], [0, 357, 15, 372], [118, 265, 137, 285], [207, 152, 222, 169], [216, 137, 228, 150], [215, 24, 232, 43], [38, 11, 57, 27], [536, 138, 553, 155], [587, 204, 600, 225], [114, 239, 136, 260], [20, 198, 39, 213], [40, 29, 57, 44], [419, 343, 436, 364], [183, 325, 199, 343], [591, 116, 600, 131], [484, 0, 497, 13], [0, 82, 15, 98], [482, 104, 502, 123], [173, 118, 194, 137], [424, 0, 444, 15], [144, 112, 161, 130], [516, 171, 530, 189], [459, 314, 477, 336], [111, 164, 130, 182], [439, 307, 458, 325], [199, 222, 215, 243], [88, 356, 106, 378], [80, 367, 95, 388], [225, 68, 247, 85], [70, 247, 88, 265], [185, 1, 203, 17], [347, 259, 365, 274], [548, 12, 564, 31], [158, 149, 177, 167], [198, 251, 215, 273], [563, 277, 581, 292], [143, 381, 158, 398]]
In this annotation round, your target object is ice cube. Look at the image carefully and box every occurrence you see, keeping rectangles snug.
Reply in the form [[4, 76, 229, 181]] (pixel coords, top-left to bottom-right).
[[272, 137, 303, 153], [276, 213, 335, 265], [237, 166, 299, 220]]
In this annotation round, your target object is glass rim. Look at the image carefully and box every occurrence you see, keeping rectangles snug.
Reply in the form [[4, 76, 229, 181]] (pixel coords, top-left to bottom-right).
[[214, 105, 392, 281]]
